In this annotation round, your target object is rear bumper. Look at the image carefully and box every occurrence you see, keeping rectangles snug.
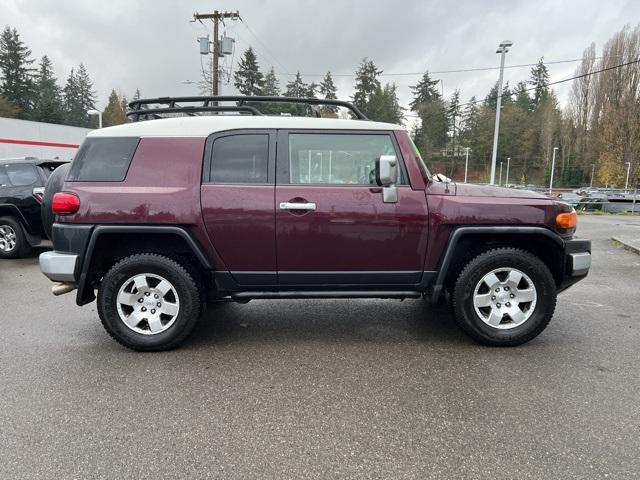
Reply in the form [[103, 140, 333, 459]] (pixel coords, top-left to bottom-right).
[[39, 251, 78, 282], [558, 238, 591, 292]]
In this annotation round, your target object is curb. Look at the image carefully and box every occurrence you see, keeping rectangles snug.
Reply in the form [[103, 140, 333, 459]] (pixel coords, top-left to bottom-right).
[[612, 236, 640, 256]]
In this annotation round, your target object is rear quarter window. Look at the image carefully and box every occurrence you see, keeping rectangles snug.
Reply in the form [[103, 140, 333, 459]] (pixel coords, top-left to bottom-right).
[[0, 163, 39, 186], [68, 138, 139, 182]]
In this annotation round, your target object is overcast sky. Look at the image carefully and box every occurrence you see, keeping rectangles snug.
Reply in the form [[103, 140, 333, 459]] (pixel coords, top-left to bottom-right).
[[3, 0, 638, 123]]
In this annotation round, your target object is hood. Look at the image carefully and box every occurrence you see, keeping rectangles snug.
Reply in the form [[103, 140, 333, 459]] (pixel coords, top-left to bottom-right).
[[453, 182, 549, 199]]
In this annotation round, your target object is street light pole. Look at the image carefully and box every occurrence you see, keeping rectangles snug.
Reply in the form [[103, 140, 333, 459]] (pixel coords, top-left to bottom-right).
[[506, 157, 511, 186], [499, 162, 503, 185], [549, 146, 558, 194], [625, 161, 631, 191], [590, 164, 595, 188], [464, 147, 470, 183], [489, 40, 513, 185], [87, 109, 102, 129]]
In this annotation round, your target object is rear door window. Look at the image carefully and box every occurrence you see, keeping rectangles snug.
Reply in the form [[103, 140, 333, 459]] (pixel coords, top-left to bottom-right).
[[68, 138, 139, 182], [0, 163, 39, 186], [208, 134, 269, 184]]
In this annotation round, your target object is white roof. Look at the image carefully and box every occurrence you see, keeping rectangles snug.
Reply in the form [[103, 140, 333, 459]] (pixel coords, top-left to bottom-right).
[[87, 115, 404, 138]]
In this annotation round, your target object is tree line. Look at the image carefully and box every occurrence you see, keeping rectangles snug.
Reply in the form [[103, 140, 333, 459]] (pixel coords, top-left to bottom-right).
[[2, 23, 638, 187], [0, 26, 136, 129]]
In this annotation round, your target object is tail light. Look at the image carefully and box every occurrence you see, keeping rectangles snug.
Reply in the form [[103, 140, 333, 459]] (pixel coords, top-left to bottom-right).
[[52, 192, 80, 215], [32, 187, 45, 204], [556, 210, 577, 230]]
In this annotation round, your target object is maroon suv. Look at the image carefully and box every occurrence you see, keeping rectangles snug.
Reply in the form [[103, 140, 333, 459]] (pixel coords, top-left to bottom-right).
[[39, 96, 591, 351]]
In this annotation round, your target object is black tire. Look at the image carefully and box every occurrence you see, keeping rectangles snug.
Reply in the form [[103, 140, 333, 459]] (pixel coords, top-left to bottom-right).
[[41, 163, 71, 240], [0, 216, 31, 259], [97, 253, 204, 351], [452, 247, 557, 346]]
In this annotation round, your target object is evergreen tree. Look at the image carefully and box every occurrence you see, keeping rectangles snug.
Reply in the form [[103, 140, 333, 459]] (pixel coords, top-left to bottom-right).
[[284, 72, 308, 97], [261, 67, 280, 96], [233, 47, 264, 96], [0, 95, 19, 118], [0, 26, 36, 117], [318, 71, 338, 114], [367, 83, 403, 124], [352, 58, 381, 117], [132, 88, 141, 101], [31, 55, 64, 124], [306, 81, 318, 98], [529, 58, 550, 107], [284, 72, 309, 115], [63, 64, 96, 127], [513, 81, 530, 110], [103, 89, 127, 127], [447, 89, 461, 140], [485, 82, 499, 110], [409, 71, 440, 111]]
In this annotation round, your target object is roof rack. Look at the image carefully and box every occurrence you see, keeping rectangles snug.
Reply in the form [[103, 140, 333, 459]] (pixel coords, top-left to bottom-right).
[[127, 96, 368, 122]]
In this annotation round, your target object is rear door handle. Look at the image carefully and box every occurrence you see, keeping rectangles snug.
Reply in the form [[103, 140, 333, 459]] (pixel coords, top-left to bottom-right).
[[279, 202, 316, 211]]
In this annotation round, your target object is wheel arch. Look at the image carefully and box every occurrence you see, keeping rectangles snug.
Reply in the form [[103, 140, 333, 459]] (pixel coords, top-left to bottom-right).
[[76, 225, 214, 306], [431, 226, 565, 303]]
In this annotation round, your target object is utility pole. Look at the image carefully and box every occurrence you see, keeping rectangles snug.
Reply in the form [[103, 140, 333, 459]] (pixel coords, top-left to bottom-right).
[[549, 147, 558, 194], [464, 147, 470, 183], [590, 164, 595, 188], [499, 162, 503, 185], [506, 157, 511, 186], [192, 10, 239, 96], [489, 40, 513, 185]]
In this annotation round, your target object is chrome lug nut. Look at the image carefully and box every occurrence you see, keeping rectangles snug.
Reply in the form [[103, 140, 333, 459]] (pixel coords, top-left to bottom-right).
[[510, 293, 515, 298], [141, 307, 147, 312], [496, 303, 501, 308], [151, 309, 156, 314], [145, 292, 150, 296], [157, 302, 162, 307], [495, 287, 500, 292], [138, 298, 143, 303], [491, 296, 496, 300], [504, 286, 510, 291], [505, 302, 511, 307], [154, 294, 159, 299]]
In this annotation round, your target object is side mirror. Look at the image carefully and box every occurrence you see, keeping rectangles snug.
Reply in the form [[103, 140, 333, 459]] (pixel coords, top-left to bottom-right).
[[376, 155, 398, 187], [375, 155, 398, 203]]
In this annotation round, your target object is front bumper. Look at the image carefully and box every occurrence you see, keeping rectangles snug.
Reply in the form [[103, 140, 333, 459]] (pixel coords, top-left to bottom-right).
[[558, 238, 591, 292], [39, 251, 78, 282]]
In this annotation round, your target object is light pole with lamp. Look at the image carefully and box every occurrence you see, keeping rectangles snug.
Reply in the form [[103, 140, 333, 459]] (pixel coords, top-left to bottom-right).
[[489, 40, 513, 185], [625, 161, 631, 191], [87, 109, 102, 129], [549, 147, 558, 194], [505, 157, 511, 186], [499, 161, 503, 185], [464, 147, 470, 183]]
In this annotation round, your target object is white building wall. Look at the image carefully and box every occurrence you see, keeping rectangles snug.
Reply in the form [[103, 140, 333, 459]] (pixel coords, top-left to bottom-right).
[[0, 117, 91, 161]]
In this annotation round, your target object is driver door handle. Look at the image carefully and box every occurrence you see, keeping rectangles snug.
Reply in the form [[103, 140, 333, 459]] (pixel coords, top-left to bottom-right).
[[279, 202, 316, 211]]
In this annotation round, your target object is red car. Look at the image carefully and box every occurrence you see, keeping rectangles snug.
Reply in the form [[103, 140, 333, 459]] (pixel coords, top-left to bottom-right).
[[39, 96, 591, 351]]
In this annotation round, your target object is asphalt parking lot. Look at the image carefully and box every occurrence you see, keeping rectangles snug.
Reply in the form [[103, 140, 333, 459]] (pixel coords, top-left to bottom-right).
[[1, 215, 639, 479]]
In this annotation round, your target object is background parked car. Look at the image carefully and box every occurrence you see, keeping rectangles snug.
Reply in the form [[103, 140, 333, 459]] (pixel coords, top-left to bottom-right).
[[0, 157, 68, 258]]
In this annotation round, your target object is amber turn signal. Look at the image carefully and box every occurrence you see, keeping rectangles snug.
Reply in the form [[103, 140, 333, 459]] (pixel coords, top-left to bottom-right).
[[556, 210, 577, 229]]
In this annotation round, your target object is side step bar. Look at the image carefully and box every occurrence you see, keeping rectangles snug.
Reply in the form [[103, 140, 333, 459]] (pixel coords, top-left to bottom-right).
[[230, 291, 423, 300]]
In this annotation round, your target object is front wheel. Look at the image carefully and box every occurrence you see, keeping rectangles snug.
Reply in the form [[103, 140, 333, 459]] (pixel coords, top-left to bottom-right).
[[452, 248, 557, 346], [97, 253, 204, 351]]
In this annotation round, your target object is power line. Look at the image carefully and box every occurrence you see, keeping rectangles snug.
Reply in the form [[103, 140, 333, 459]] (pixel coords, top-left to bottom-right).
[[405, 56, 640, 119], [239, 17, 291, 74], [268, 55, 623, 78]]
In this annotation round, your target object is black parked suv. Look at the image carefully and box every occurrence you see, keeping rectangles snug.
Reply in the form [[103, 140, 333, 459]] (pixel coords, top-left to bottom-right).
[[0, 157, 68, 258]]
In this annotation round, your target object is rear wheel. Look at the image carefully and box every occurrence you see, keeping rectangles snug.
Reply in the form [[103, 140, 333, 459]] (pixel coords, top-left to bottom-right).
[[452, 248, 556, 346], [0, 217, 31, 259], [97, 253, 203, 351]]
